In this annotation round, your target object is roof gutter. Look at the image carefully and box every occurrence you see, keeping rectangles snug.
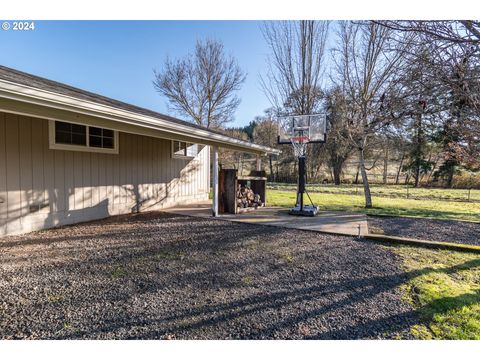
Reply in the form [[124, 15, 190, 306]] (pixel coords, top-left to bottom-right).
[[0, 79, 281, 156]]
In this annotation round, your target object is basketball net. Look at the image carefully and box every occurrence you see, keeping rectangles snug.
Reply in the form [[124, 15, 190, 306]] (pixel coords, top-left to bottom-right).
[[291, 135, 309, 157]]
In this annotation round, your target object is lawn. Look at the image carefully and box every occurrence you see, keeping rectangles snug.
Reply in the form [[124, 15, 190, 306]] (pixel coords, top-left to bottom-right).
[[394, 246, 480, 340], [267, 183, 480, 202], [267, 190, 480, 222]]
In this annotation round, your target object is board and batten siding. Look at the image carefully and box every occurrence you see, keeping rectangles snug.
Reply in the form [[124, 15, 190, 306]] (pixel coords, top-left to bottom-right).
[[0, 112, 210, 236]]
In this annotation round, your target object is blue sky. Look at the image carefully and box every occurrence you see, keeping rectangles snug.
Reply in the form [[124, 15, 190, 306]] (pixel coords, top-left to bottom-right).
[[0, 20, 275, 127]]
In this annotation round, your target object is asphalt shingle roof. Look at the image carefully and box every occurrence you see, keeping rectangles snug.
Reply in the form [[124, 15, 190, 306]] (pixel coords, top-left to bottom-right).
[[0, 65, 223, 135]]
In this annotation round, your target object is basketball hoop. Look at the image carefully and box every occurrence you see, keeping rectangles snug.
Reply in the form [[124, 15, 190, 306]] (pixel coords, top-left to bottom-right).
[[276, 114, 328, 217]]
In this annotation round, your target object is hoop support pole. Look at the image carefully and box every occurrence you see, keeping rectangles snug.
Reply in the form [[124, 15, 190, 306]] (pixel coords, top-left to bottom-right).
[[297, 156, 306, 211]]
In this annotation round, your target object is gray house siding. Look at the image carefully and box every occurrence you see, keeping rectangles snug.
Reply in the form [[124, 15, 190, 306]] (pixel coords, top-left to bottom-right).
[[0, 112, 210, 236]]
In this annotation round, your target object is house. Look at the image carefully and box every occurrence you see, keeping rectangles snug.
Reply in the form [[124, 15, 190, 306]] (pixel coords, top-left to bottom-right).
[[0, 66, 279, 236]]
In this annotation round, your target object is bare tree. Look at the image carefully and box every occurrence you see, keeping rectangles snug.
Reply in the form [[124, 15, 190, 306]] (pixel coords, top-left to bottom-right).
[[261, 20, 330, 115], [261, 20, 330, 188], [378, 21, 480, 182], [333, 21, 411, 207], [153, 39, 246, 129], [375, 21, 480, 46]]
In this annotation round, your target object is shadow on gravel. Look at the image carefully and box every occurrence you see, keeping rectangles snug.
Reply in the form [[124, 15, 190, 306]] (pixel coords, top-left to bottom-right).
[[1, 211, 424, 340], [368, 216, 480, 246]]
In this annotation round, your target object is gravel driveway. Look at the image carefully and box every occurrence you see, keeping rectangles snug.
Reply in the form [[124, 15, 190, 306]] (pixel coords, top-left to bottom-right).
[[0, 212, 414, 339], [368, 216, 480, 246]]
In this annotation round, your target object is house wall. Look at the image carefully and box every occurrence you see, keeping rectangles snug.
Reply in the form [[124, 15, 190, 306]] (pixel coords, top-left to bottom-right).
[[0, 112, 210, 236]]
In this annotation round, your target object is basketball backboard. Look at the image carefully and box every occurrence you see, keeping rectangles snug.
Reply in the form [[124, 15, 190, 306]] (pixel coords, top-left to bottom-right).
[[277, 114, 327, 145]]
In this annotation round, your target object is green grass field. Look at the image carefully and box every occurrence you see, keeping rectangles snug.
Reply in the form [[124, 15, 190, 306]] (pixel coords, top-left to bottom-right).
[[267, 190, 480, 222], [268, 183, 480, 202], [394, 246, 480, 339]]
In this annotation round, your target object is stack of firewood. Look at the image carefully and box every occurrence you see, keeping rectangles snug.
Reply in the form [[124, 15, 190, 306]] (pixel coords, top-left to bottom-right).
[[236, 186, 262, 209]]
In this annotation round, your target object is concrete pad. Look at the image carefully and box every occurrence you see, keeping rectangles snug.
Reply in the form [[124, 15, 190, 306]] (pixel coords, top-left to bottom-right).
[[164, 203, 368, 236]]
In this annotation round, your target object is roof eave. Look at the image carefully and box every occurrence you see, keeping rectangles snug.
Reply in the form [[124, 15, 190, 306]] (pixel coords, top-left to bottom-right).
[[0, 79, 281, 156]]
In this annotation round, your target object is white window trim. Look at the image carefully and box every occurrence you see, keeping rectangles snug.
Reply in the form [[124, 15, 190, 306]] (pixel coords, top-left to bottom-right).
[[48, 120, 119, 154], [171, 140, 197, 160]]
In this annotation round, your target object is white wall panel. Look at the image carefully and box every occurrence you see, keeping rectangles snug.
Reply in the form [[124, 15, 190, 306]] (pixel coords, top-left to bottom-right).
[[0, 113, 210, 236]]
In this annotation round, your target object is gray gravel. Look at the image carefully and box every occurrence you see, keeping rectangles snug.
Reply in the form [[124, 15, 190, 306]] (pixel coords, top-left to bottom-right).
[[368, 216, 480, 246], [0, 212, 415, 339]]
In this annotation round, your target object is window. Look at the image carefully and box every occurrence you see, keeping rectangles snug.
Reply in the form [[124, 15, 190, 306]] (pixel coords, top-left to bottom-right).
[[172, 141, 201, 159], [89, 127, 115, 149], [173, 140, 187, 157], [49, 121, 118, 154], [186, 143, 199, 157], [55, 121, 87, 146]]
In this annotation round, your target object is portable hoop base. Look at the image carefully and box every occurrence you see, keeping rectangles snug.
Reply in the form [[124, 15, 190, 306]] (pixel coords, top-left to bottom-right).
[[288, 204, 319, 217]]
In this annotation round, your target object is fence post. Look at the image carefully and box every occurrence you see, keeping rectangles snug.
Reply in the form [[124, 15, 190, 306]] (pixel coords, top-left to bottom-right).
[[468, 188, 471, 202], [406, 187, 409, 199]]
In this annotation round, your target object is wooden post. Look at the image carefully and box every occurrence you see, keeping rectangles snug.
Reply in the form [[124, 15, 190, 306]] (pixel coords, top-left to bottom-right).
[[212, 146, 219, 217]]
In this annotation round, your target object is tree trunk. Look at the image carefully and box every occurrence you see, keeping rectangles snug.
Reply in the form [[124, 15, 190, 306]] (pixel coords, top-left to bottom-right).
[[359, 148, 372, 208], [314, 163, 322, 182], [332, 162, 342, 185], [414, 111, 424, 188], [447, 167, 455, 188], [354, 163, 360, 184], [383, 143, 389, 184], [427, 157, 438, 183], [414, 162, 421, 188], [396, 151, 405, 185], [269, 155, 274, 181]]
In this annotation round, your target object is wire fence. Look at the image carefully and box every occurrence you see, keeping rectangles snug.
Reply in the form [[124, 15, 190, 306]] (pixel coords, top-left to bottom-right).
[[267, 182, 480, 203]]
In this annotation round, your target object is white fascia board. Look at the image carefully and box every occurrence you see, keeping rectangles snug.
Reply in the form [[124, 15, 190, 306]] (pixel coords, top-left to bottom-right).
[[0, 79, 281, 156]]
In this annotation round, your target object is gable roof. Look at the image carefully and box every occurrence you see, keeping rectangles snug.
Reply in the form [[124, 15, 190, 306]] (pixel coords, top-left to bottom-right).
[[0, 65, 280, 155]]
